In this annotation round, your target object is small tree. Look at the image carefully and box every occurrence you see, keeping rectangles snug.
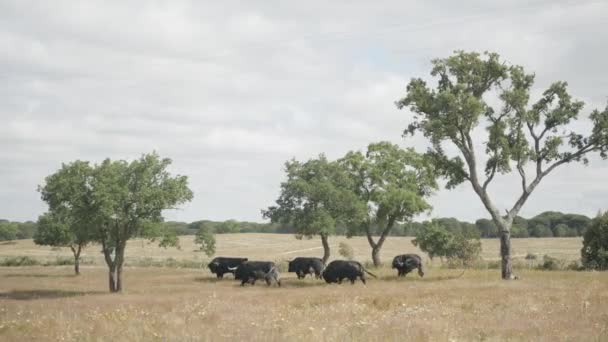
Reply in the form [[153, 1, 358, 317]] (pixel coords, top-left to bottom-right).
[[398, 51, 608, 279], [0, 222, 18, 241], [412, 223, 481, 265], [581, 212, 608, 270], [263, 155, 364, 263], [35, 212, 90, 275], [40, 153, 193, 292], [339, 142, 437, 266], [195, 226, 216, 257], [35, 161, 93, 275]]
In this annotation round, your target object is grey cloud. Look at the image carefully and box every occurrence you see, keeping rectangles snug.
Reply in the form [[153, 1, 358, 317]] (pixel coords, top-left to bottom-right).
[[1, 0, 607, 222]]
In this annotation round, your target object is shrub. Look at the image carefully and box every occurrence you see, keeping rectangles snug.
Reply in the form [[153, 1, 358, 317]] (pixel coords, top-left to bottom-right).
[[525, 253, 538, 260], [413, 223, 481, 266], [338, 242, 354, 260], [581, 212, 608, 270], [0, 256, 40, 266], [536, 255, 566, 271]]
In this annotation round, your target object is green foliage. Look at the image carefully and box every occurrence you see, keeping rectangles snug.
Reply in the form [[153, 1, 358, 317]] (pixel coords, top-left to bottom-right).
[[398, 50, 608, 278], [412, 223, 481, 265], [263, 154, 365, 239], [194, 226, 216, 257], [581, 212, 608, 270], [536, 255, 565, 271], [39, 152, 193, 292], [339, 142, 437, 236], [338, 242, 354, 260], [0, 222, 19, 241], [0, 256, 40, 266]]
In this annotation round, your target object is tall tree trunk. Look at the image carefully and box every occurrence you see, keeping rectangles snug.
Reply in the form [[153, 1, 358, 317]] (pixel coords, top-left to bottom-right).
[[366, 219, 393, 267], [320, 233, 330, 264], [74, 256, 80, 275], [116, 263, 123, 292], [499, 228, 513, 280], [371, 246, 381, 267], [70, 245, 82, 275], [108, 265, 117, 292]]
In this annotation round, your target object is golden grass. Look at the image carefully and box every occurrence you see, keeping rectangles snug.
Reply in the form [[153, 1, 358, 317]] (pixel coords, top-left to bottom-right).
[[0, 235, 603, 341], [1, 266, 607, 341]]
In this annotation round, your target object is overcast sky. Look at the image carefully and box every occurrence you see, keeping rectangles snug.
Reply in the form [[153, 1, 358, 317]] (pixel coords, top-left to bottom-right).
[[1, 0, 607, 223]]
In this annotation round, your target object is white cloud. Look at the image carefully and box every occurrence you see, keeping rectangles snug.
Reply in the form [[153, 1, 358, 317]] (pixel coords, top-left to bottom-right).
[[1, 0, 607, 222]]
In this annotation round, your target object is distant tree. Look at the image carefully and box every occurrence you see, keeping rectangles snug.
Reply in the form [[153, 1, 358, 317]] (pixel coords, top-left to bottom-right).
[[511, 224, 530, 238], [39, 153, 193, 292], [412, 223, 453, 261], [0, 221, 18, 241], [263, 155, 364, 263], [216, 220, 239, 234], [398, 51, 608, 279], [35, 212, 90, 275], [339, 142, 437, 266], [35, 161, 94, 275], [581, 212, 608, 270], [194, 226, 216, 256], [531, 224, 553, 238], [553, 223, 570, 237], [476, 218, 498, 238], [412, 223, 481, 265]]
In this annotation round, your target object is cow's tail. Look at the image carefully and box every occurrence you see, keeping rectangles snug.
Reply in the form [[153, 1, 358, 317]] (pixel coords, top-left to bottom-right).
[[362, 268, 377, 278]]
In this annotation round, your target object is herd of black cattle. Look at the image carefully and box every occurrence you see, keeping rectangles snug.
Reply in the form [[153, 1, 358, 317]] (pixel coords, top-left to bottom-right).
[[207, 254, 424, 287]]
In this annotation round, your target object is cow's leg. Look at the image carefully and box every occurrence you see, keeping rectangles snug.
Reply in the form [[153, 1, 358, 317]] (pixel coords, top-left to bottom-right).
[[241, 279, 247, 286], [349, 276, 356, 284]]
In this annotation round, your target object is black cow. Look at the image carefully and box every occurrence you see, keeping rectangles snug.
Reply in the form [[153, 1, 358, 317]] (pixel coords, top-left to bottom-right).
[[234, 261, 281, 287], [207, 257, 248, 278], [288, 257, 325, 279], [322, 260, 377, 284], [392, 254, 424, 277]]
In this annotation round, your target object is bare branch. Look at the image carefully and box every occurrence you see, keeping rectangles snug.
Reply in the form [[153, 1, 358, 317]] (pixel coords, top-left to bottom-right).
[[516, 161, 527, 193], [482, 165, 497, 191]]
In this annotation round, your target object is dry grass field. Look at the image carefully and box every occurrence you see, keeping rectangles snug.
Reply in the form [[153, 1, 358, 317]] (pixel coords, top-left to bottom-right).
[[1, 234, 607, 341]]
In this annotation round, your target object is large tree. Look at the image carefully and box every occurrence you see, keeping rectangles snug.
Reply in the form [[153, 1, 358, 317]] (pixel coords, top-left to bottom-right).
[[339, 142, 437, 266], [397, 51, 608, 279], [40, 153, 193, 292], [36, 161, 94, 275], [263, 155, 364, 263]]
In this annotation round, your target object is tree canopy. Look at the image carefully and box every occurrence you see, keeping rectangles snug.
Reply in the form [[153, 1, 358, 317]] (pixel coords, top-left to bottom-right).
[[397, 50, 608, 279], [339, 141, 437, 266], [263, 154, 365, 263], [39, 152, 193, 292]]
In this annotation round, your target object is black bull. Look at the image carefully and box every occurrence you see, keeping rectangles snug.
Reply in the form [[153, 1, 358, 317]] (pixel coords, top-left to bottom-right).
[[234, 261, 281, 287], [288, 257, 325, 279], [207, 257, 248, 278], [322, 260, 377, 284], [392, 254, 424, 277]]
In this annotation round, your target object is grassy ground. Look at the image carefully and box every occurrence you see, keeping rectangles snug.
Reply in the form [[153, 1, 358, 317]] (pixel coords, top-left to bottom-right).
[[1, 235, 604, 341]]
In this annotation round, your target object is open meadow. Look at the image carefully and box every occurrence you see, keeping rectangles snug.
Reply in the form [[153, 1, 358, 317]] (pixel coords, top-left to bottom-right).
[[1, 234, 607, 341]]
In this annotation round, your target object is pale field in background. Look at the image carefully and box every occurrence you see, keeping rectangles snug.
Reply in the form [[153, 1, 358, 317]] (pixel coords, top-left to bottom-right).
[[1, 235, 605, 342], [0, 234, 584, 266]]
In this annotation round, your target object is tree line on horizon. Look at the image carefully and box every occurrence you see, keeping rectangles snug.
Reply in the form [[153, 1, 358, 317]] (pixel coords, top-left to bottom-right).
[[0, 210, 593, 243]]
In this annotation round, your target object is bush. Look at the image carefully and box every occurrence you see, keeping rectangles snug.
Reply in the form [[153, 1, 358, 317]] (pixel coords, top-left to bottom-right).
[[581, 212, 608, 270], [413, 223, 481, 265], [525, 253, 538, 260], [0, 256, 40, 266], [338, 242, 354, 260], [536, 255, 566, 271]]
